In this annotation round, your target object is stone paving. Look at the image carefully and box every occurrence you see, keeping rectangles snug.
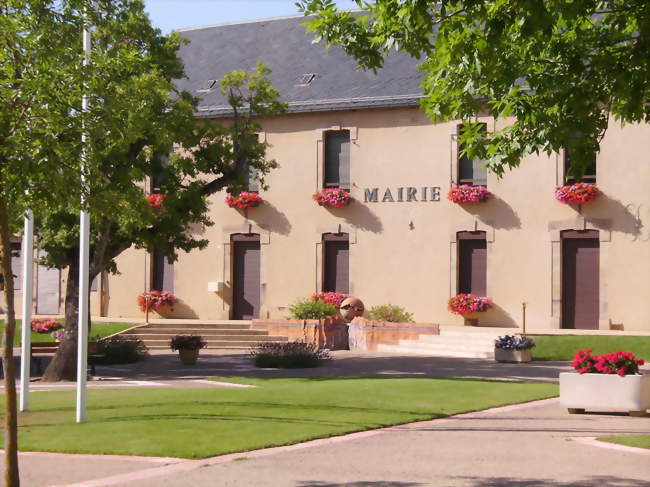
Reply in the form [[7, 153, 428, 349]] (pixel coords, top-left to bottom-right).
[[2, 351, 649, 486]]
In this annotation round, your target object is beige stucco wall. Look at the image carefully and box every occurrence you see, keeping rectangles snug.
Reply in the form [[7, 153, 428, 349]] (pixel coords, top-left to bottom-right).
[[6, 106, 649, 331]]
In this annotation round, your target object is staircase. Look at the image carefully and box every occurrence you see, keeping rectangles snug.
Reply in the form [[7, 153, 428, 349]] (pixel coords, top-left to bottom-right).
[[376, 326, 509, 359], [120, 320, 289, 350]]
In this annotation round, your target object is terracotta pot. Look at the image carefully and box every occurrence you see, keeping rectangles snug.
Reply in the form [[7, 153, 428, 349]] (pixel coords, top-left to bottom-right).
[[178, 349, 200, 365], [495, 348, 532, 363], [560, 372, 650, 416]]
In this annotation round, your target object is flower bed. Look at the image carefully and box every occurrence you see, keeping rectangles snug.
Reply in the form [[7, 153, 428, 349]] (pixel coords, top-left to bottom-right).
[[225, 191, 263, 209], [448, 293, 493, 315], [31, 318, 62, 334], [312, 188, 352, 208], [554, 183, 600, 204], [311, 292, 350, 307], [146, 193, 166, 208], [571, 349, 645, 376], [447, 185, 493, 204], [137, 290, 177, 312]]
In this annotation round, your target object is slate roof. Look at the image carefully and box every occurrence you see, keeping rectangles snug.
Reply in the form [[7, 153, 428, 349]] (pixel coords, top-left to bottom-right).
[[175, 14, 424, 118]]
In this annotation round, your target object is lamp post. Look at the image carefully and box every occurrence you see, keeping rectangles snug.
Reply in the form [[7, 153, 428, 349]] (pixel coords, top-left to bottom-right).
[[76, 5, 92, 424], [19, 210, 34, 412]]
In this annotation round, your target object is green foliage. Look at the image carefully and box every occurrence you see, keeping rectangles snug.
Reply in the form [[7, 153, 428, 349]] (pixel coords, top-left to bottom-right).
[[250, 341, 331, 368], [298, 1, 650, 179], [288, 298, 337, 320], [599, 435, 650, 451], [97, 335, 149, 364], [13, 378, 558, 458], [531, 335, 650, 361], [368, 304, 414, 323], [0, 320, 135, 345]]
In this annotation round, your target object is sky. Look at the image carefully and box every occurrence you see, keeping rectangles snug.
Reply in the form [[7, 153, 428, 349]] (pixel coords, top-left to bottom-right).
[[143, 0, 361, 33]]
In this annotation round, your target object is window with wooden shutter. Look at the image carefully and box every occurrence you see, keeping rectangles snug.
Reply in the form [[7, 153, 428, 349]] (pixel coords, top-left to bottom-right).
[[152, 249, 174, 293], [457, 231, 487, 296], [324, 130, 350, 190], [457, 124, 487, 187], [323, 233, 349, 294]]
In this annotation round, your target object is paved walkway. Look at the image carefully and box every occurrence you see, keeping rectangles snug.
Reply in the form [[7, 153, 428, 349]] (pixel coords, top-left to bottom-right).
[[2, 351, 649, 486]]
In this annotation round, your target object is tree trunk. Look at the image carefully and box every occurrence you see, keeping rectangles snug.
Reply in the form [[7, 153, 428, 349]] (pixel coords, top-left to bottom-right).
[[42, 254, 81, 381], [0, 199, 20, 487]]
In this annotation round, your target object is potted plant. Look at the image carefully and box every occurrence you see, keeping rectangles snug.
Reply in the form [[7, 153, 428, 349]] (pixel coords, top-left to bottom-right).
[[225, 191, 263, 209], [312, 188, 352, 208], [170, 335, 207, 365], [137, 290, 177, 318], [447, 185, 493, 204], [494, 335, 535, 363], [560, 349, 649, 416], [554, 182, 600, 204]]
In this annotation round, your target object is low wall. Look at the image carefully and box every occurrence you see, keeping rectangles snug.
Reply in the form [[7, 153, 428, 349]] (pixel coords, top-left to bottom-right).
[[251, 318, 349, 350], [348, 318, 440, 351]]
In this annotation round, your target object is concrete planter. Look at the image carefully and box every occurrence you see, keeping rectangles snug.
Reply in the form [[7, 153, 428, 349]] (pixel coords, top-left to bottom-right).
[[494, 348, 532, 363], [178, 349, 200, 365], [559, 372, 650, 416]]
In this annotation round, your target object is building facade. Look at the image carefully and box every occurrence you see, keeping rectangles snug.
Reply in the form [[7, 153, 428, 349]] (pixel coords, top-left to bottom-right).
[[5, 15, 650, 331]]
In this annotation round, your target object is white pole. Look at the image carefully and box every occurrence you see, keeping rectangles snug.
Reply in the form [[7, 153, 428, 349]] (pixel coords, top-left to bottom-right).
[[76, 8, 92, 424], [19, 210, 34, 412]]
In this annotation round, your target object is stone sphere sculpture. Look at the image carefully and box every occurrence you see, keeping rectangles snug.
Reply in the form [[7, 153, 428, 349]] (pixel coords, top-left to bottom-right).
[[339, 297, 365, 322]]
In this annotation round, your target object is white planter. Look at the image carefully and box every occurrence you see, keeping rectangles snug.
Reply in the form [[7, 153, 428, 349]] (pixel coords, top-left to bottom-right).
[[495, 348, 532, 363], [559, 372, 650, 416]]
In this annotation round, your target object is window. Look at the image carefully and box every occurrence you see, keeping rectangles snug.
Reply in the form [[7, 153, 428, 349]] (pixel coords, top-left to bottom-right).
[[152, 249, 174, 293], [323, 233, 349, 294], [244, 134, 260, 192], [457, 124, 487, 187], [564, 148, 596, 184], [457, 231, 487, 296], [0, 242, 22, 291], [324, 130, 350, 190], [151, 154, 169, 193]]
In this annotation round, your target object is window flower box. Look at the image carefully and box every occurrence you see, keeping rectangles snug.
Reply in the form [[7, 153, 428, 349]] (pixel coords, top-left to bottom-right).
[[448, 293, 493, 315], [554, 183, 600, 204], [561, 350, 648, 415], [225, 191, 263, 209], [313, 188, 352, 208], [447, 185, 493, 204], [137, 290, 177, 313]]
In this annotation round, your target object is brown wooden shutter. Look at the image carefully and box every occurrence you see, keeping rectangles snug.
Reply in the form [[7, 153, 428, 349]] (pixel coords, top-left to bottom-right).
[[324, 130, 350, 189], [232, 234, 261, 320], [152, 249, 174, 293], [561, 230, 599, 329], [323, 233, 349, 294], [11, 242, 22, 291], [457, 231, 487, 296], [457, 124, 487, 186]]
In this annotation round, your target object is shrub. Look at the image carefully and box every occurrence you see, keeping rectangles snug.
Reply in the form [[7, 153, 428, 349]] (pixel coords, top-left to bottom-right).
[[250, 341, 331, 368], [495, 335, 535, 351], [31, 318, 62, 333], [289, 298, 337, 320], [571, 349, 645, 376], [97, 336, 149, 364], [368, 304, 414, 323], [170, 335, 207, 351]]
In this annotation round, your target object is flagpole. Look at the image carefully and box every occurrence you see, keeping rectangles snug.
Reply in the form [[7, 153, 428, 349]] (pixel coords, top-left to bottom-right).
[[76, 5, 92, 424], [19, 210, 34, 412]]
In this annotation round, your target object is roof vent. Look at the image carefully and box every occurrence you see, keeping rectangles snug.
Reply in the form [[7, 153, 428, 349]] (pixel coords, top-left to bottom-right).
[[295, 73, 317, 86], [197, 79, 218, 93]]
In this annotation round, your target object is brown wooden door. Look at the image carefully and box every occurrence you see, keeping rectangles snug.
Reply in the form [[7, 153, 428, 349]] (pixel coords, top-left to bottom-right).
[[457, 231, 487, 295], [562, 230, 599, 329], [323, 233, 349, 294], [232, 234, 261, 320]]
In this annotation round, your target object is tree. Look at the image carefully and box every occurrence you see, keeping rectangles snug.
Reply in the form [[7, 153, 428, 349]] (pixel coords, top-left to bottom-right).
[[298, 0, 650, 178], [35, 2, 285, 381]]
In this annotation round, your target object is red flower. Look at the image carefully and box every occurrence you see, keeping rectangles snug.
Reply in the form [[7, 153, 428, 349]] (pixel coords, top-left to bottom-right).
[[571, 349, 644, 376], [447, 185, 493, 204], [554, 183, 600, 204], [147, 193, 167, 208], [312, 188, 352, 208], [225, 191, 263, 209], [448, 294, 493, 315]]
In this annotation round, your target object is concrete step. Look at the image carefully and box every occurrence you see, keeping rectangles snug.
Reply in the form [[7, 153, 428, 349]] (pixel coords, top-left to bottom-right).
[[144, 338, 287, 349], [131, 322, 252, 330], [417, 334, 497, 345], [396, 340, 496, 353], [377, 344, 494, 359], [135, 334, 284, 342], [124, 329, 268, 336]]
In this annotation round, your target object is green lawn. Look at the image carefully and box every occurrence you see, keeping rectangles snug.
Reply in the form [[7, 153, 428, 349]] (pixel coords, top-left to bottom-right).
[[531, 335, 650, 361], [9, 377, 558, 459], [0, 320, 136, 345], [599, 435, 650, 450]]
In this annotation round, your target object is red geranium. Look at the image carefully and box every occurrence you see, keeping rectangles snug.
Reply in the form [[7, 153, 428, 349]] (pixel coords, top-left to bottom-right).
[[313, 188, 352, 208], [554, 183, 600, 204], [447, 185, 493, 204], [137, 290, 177, 312], [571, 349, 645, 376], [31, 318, 62, 333], [225, 191, 263, 209], [448, 293, 493, 315], [147, 193, 167, 208], [311, 292, 349, 307]]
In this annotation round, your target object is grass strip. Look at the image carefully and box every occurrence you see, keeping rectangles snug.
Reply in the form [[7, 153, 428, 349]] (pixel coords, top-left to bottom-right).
[[531, 335, 650, 361], [598, 435, 650, 450], [0, 320, 136, 345], [8, 377, 558, 459]]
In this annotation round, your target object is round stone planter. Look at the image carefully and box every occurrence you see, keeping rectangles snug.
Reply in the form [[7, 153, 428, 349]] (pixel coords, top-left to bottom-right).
[[559, 372, 650, 416], [495, 348, 532, 363], [178, 349, 200, 365]]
